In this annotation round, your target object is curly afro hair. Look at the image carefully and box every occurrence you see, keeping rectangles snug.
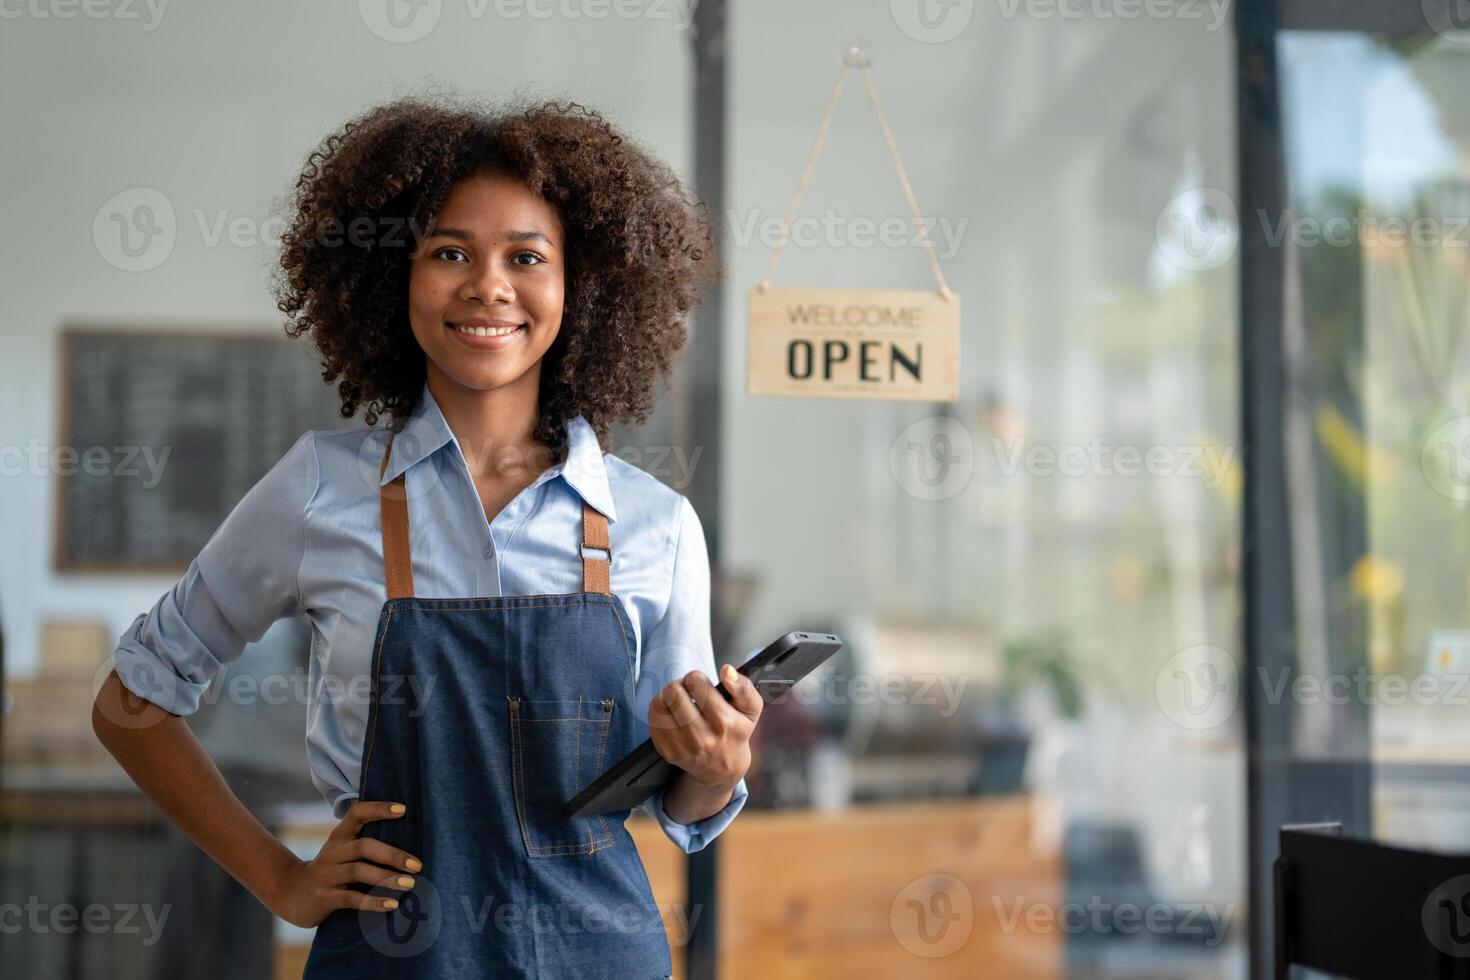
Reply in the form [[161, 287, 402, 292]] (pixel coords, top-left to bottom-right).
[[272, 95, 719, 459]]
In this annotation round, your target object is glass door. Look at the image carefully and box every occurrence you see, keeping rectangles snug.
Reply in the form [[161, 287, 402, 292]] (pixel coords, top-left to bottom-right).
[[1244, 3, 1470, 973]]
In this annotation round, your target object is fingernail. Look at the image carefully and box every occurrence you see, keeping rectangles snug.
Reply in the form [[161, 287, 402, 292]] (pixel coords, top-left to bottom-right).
[[406, 858, 423, 871], [398, 876, 415, 887], [390, 803, 406, 814], [384, 899, 399, 910]]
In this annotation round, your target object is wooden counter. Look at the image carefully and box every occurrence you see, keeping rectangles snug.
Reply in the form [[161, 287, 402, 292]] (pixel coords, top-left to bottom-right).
[[274, 795, 1060, 979]]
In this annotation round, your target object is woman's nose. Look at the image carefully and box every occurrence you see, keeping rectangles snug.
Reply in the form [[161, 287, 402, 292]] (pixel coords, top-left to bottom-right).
[[460, 261, 515, 304]]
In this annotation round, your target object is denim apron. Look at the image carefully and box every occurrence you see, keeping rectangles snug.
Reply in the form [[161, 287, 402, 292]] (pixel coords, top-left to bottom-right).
[[302, 432, 674, 978]]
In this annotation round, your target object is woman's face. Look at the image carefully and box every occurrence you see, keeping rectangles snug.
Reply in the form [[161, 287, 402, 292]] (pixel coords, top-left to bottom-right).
[[407, 171, 565, 400]]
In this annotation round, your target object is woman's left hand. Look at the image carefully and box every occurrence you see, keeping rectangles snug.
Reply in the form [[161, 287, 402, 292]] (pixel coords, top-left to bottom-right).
[[647, 665, 763, 790]]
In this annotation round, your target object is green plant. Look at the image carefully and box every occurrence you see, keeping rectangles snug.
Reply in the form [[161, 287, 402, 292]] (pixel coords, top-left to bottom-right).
[[1000, 628, 1085, 721]]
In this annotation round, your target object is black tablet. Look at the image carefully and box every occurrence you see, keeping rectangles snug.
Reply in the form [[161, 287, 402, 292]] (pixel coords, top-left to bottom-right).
[[562, 630, 844, 819]]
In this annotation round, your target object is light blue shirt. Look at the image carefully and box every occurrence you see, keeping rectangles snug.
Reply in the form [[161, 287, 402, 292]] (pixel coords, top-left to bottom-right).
[[112, 381, 747, 853]]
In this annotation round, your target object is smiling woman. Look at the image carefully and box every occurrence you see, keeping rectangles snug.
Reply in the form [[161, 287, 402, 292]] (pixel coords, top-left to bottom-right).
[[263, 98, 737, 977], [94, 93, 741, 980]]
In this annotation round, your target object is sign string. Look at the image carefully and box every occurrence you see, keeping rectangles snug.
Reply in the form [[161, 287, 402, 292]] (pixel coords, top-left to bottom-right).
[[756, 46, 955, 302]]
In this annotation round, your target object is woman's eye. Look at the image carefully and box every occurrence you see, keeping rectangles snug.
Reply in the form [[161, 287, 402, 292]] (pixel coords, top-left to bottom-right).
[[428, 246, 543, 265]]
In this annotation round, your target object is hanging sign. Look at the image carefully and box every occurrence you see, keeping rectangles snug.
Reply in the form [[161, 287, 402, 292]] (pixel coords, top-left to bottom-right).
[[746, 285, 958, 401], [746, 45, 959, 403]]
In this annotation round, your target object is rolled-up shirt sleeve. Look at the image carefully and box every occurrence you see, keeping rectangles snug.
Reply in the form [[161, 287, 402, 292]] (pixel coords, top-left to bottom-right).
[[633, 495, 749, 853], [111, 430, 319, 716]]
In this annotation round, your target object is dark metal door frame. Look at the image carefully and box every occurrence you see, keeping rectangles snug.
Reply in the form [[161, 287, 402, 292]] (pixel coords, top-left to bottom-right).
[[1237, 1, 1455, 975], [687, 1, 726, 978]]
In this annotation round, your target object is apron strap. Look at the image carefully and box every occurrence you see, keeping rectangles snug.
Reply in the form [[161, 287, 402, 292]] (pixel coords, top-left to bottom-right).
[[380, 432, 416, 600], [378, 431, 614, 599], [582, 502, 611, 595]]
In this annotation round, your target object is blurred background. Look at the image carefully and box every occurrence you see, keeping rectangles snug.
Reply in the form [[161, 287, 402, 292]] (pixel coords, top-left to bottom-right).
[[2, 1, 1470, 977]]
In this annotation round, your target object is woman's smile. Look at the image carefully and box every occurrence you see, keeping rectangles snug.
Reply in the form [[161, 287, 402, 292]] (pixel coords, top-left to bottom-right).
[[445, 317, 528, 350]]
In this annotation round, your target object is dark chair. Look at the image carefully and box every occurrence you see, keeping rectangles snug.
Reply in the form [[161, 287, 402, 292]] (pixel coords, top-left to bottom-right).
[[1275, 823, 1470, 980]]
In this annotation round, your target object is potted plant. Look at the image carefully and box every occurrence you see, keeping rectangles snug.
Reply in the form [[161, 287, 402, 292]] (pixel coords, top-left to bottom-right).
[[973, 627, 1085, 795]]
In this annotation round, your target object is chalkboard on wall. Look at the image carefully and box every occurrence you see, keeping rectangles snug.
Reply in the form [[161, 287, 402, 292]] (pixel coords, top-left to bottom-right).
[[55, 328, 352, 572]]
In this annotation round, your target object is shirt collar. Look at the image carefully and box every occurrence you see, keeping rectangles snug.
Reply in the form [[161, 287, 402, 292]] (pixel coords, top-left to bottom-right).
[[379, 381, 617, 523]]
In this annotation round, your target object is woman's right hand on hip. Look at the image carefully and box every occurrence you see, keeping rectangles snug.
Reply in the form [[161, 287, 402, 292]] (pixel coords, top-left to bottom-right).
[[268, 800, 422, 928]]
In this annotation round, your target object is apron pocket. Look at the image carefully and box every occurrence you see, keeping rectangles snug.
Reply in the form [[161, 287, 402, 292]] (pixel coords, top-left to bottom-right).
[[508, 695, 618, 858]]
